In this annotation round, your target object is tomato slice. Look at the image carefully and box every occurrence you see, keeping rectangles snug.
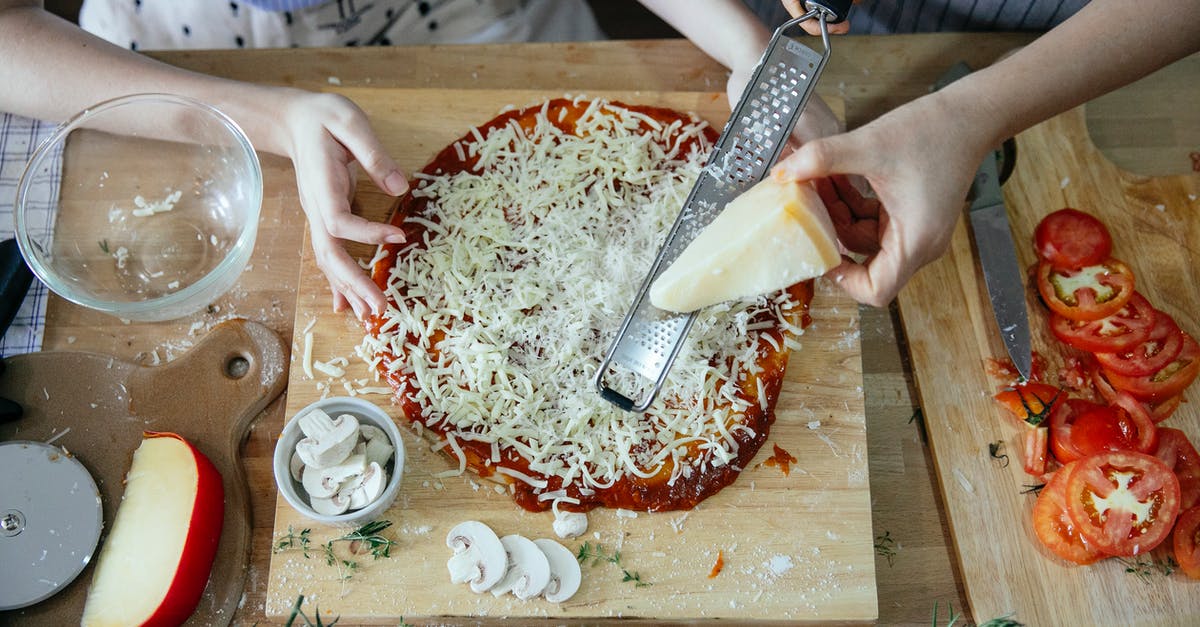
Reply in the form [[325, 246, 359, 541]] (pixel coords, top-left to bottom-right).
[[1105, 332, 1200, 402], [1049, 397, 1151, 463], [994, 382, 1061, 427], [1036, 259, 1135, 322], [1150, 394, 1183, 423], [1173, 506, 1200, 579], [1094, 309, 1184, 377], [1064, 451, 1181, 556], [1050, 292, 1155, 353], [1034, 208, 1113, 270], [1024, 426, 1050, 476], [1154, 427, 1200, 510], [1109, 391, 1158, 453], [1032, 462, 1104, 564]]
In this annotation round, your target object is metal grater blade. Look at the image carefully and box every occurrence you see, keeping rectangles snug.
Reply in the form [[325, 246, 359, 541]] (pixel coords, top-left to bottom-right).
[[595, 8, 840, 412]]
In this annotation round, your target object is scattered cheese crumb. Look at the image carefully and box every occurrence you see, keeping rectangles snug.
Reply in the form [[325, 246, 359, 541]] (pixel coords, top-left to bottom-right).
[[327, 76, 342, 85], [1059, 177, 1070, 189], [131, 189, 182, 217], [806, 420, 821, 429]]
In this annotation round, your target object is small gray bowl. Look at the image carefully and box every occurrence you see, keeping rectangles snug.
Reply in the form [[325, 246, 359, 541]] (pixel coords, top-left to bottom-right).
[[273, 396, 405, 527]]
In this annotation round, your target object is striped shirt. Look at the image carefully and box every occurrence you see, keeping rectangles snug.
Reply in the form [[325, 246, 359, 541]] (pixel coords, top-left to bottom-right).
[[747, 0, 1089, 33]]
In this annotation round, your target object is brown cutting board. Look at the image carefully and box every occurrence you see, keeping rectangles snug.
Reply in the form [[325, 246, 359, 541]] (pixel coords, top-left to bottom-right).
[[897, 106, 1200, 625], [0, 319, 288, 626], [264, 88, 877, 622]]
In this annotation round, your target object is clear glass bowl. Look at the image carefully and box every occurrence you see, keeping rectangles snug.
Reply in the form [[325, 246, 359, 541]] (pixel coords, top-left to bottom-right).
[[14, 93, 262, 321]]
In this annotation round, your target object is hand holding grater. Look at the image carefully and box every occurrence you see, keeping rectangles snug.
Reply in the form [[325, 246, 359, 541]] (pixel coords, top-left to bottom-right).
[[594, 1, 852, 412]]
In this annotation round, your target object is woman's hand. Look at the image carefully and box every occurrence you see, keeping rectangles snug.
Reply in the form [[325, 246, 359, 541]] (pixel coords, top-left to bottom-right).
[[278, 91, 409, 318], [772, 90, 993, 307]]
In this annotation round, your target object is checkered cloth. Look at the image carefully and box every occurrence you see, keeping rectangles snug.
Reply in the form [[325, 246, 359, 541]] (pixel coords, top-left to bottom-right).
[[0, 112, 61, 357]]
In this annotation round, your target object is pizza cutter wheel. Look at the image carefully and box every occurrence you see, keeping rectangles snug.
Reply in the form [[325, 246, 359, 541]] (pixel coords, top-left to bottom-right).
[[0, 440, 103, 610], [596, 1, 854, 411]]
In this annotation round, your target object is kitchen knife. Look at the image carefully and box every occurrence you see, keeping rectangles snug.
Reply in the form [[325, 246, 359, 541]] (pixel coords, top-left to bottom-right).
[[934, 62, 1032, 380], [969, 150, 1033, 380]]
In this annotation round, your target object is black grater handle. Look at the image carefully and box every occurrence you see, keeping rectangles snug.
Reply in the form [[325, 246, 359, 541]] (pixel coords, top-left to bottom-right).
[[805, 0, 852, 23]]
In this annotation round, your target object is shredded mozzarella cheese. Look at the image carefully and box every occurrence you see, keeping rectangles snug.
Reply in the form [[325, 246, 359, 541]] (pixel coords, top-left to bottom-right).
[[360, 99, 806, 498]]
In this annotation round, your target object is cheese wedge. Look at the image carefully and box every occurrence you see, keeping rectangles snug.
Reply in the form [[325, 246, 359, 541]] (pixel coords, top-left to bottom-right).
[[649, 177, 840, 313]]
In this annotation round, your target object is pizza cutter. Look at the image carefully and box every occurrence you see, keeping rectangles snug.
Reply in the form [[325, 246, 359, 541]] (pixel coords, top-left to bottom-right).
[[595, 1, 853, 412], [0, 440, 103, 610]]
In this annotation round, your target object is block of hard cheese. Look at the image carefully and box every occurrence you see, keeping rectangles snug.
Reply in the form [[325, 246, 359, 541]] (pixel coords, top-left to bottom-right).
[[649, 177, 840, 313]]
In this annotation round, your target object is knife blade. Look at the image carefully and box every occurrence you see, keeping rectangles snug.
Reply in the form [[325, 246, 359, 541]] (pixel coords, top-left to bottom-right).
[[969, 149, 1033, 380], [934, 62, 1032, 380]]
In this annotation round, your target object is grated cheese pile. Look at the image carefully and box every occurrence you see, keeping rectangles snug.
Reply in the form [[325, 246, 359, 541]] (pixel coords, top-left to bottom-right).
[[359, 98, 806, 499]]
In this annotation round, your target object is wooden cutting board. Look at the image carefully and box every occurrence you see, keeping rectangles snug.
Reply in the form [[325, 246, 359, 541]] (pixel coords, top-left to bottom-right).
[[0, 319, 288, 625], [264, 88, 877, 622], [897, 106, 1200, 625]]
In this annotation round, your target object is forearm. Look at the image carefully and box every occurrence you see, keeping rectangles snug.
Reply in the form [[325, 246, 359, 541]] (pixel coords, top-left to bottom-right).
[[941, 0, 1200, 151], [0, 3, 294, 156], [636, 0, 771, 71]]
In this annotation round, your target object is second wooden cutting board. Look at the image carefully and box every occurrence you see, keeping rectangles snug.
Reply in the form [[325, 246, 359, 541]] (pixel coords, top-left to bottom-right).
[[898, 106, 1200, 625], [263, 88, 876, 622]]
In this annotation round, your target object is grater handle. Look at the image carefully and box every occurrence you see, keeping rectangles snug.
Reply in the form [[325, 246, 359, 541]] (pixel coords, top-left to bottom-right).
[[805, 0, 853, 23], [594, 8, 841, 413]]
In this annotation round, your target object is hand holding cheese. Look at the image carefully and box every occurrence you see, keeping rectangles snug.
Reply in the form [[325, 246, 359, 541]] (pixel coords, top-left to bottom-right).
[[81, 432, 224, 627], [650, 177, 840, 313]]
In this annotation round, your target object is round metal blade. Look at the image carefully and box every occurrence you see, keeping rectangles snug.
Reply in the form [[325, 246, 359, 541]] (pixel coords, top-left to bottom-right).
[[0, 440, 103, 610]]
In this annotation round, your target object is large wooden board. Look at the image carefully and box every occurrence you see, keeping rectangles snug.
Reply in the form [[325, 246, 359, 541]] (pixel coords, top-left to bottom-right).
[[264, 89, 876, 622], [898, 106, 1200, 626]]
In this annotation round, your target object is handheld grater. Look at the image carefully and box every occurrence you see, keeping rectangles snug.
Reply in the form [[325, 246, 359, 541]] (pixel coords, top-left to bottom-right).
[[594, 1, 852, 412]]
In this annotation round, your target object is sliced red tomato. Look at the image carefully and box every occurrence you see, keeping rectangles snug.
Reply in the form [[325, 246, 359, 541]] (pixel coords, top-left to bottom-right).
[[1050, 292, 1155, 353], [994, 382, 1062, 427], [1109, 391, 1159, 453], [1036, 259, 1135, 322], [1024, 426, 1050, 476], [1049, 397, 1151, 463], [1173, 506, 1200, 579], [1034, 208, 1113, 270], [1032, 461, 1104, 564], [1094, 309, 1184, 377], [1150, 394, 1183, 423], [1154, 427, 1200, 510], [1105, 332, 1200, 402], [1064, 450, 1181, 556]]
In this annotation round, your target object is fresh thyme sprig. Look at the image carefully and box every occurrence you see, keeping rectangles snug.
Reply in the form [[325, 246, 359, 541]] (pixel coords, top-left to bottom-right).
[[274, 526, 313, 558], [285, 594, 339, 626], [874, 530, 897, 567], [98, 239, 110, 254], [1117, 555, 1178, 583], [331, 519, 400, 560], [576, 541, 651, 587], [1020, 483, 1045, 496], [988, 441, 1010, 468], [274, 520, 398, 589]]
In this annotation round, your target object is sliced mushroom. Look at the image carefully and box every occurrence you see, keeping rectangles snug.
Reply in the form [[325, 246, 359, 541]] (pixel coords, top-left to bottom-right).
[[300, 453, 366, 499], [490, 534, 551, 600], [534, 538, 581, 603], [446, 521, 507, 593], [310, 492, 351, 516], [337, 461, 387, 510], [295, 409, 360, 469], [552, 510, 588, 539], [288, 450, 306, 483]]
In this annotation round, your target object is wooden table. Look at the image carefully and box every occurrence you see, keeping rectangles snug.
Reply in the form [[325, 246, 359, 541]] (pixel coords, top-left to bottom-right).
[[37, 37, 1200, 625]]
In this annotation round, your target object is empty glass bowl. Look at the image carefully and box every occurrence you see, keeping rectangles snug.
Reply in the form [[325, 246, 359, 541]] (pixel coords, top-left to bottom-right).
[[13, 93, 262, 321]]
